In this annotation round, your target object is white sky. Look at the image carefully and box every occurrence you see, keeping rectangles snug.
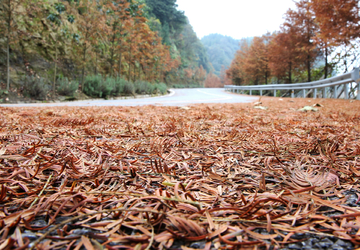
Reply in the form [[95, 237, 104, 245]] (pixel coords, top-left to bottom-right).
[[176, 0, 297, 39]]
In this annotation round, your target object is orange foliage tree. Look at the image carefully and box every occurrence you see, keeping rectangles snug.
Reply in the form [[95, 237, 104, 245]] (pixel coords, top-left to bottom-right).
[[226, 35, 270, 85], [204, 72, 222, 88], [310, 0, 360, 74], [95, 0, 177, 83], [268, 28, 304, 83], [227, 0, 360, 85], [103, 0, 132, 77], [75, 0, 105, 87], [283, 0, 318, 82], [220, 66, 232, 85], [226, 39, 250, 85]]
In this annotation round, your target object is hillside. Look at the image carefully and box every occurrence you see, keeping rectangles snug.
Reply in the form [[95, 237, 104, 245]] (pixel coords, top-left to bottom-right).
[[201, 34, 242, 76], [0, 0, 212, 103], [145, 0, 212, 86]]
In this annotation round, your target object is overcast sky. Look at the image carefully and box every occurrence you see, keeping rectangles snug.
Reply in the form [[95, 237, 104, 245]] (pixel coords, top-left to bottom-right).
[[176, 0, 297, 40]]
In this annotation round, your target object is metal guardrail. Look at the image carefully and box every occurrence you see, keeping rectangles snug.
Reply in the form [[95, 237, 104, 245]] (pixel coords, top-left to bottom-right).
[[224, 68, 360, 100]]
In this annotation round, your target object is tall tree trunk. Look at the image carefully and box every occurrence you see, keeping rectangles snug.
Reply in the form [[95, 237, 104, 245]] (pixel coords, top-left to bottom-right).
[[128, 47, 132, 81], [133, 62, 136, 82], [95, 51, 98, 75], [6, 34, 10, 91], [264, 64, 268, 85], [6, 0, 11, 91], [109, 33, 116, 77], [53, 38, 57, 96], [81, 44, 86, 90], [288, 61, 292, 83], [118, 52, 122, 77], [117, 34, 123, 77], [109, 50, 114, 77], [324, 46, 328, 78], [307, 53, 311, 82]]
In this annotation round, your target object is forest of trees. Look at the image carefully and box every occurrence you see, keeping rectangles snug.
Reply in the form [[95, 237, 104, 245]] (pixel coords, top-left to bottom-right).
[[227, 0, 360, 86], [0, 0, 211, 101], [1, 0, 359, 101]]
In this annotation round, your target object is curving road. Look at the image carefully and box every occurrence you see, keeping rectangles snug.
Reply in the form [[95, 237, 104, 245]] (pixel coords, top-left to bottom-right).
[[0, 88, 257, 107]]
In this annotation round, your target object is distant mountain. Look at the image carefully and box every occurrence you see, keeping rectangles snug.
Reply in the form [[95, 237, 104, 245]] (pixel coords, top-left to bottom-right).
[[201, 34, 240, 76]]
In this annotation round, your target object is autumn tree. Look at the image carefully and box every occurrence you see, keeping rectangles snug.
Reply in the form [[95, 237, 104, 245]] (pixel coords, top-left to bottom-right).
[[226, 35, 270, 85], [283, 0, 318, 82], [220, 65, 231, 85], [226, 39, 250, 85], [204, 72, 222, 88], [154, 39, 180, 82], [75, 0, 105, 88], [268, 29, 303, 83], [248, 35, 271, 85], [102, 0, 132, 77], [310, 0, 360, 74]]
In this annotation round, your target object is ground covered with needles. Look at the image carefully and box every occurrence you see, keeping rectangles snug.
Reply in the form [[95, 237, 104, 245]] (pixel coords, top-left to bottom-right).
[[0, 97, 360, 250]]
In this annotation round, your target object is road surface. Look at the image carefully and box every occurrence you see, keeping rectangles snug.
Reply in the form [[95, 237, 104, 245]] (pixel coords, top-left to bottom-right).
[[0, 88, 257, 107]]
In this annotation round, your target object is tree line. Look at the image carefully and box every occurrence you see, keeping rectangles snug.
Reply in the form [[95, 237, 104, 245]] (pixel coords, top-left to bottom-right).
[[0, 0, 211, 100], [226, 0, 360, 86]]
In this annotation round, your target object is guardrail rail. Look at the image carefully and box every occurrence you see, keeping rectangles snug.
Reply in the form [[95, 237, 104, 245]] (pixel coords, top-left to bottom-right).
[[224, 68, 360, 100]]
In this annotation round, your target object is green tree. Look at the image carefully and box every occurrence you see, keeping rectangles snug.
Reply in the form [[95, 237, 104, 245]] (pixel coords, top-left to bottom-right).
[[44, 1, 77, 95], [145, 0, 187, 39]]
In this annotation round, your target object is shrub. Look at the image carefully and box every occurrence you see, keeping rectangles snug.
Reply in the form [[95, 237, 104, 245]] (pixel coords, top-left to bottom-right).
[[123, 81, 135, 96], [23, 76, 51, 100], [83, 75, 105, 98], [112, 77, 127, 96], [57, 77, 79, 96], [82, 75, 166, 97], [134, 80, 152, 94], [102, 77, 116, 98], [154, 82, 167, 95], [133, 81, 168, 95], [171, 83, 203, 88]]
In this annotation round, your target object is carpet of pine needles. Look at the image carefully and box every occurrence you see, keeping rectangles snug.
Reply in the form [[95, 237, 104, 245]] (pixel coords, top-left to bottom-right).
[[0, 97, 360, 250]]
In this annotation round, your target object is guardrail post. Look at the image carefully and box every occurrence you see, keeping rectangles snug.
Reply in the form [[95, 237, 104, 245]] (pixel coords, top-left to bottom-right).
[[274, 90, 276, 97], [344, 83, 349, 99], [351, 67, 359, 81], [260, 90, 263, 96], [313, 88, 317, 99], [333, 86, 337, 98], [302, 89, 306, 98], [291, 90, 294, 98], [250, 90, 252, 95], [322, 88, 326, 98], [357, 81, 360, 100]]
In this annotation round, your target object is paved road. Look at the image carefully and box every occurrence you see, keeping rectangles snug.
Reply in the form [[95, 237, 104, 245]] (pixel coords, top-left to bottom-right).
[[0, 88, 257, 107]]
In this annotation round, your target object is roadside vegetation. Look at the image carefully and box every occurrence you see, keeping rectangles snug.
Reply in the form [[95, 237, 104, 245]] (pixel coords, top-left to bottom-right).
[[0, 0, 210, 103]]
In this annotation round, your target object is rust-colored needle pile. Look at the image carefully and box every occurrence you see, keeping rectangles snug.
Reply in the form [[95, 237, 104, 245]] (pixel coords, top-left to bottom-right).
[[0, 98, 360, 249]]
